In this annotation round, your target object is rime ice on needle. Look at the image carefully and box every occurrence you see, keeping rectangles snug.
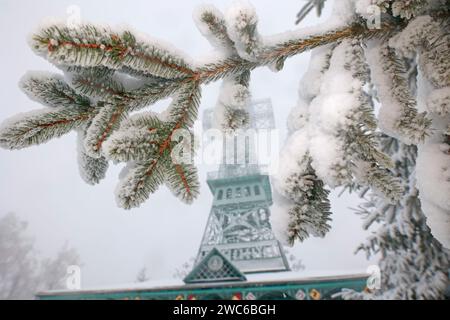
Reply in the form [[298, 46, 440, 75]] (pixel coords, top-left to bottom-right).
[[0, 1, 448, 252]]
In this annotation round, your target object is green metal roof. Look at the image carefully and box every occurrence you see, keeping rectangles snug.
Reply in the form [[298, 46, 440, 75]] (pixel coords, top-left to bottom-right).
[[37, 273, 368, 300], [184, 247, 246, 284]]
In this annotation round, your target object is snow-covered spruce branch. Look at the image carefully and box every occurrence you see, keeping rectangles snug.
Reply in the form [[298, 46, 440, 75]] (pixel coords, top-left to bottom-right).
[[0, 73, 95, 149], [389, 14, 450, 249], [339, 136, 449, 300], [0, 3, 396, 210], [274, 38, 403, 245], [272, 2, 450, 248], [366, 42, 432, 145], [1, 1, 448, 259]]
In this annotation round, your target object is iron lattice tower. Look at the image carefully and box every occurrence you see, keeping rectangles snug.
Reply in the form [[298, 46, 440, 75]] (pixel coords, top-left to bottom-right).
[[185, 99, 289, 283]]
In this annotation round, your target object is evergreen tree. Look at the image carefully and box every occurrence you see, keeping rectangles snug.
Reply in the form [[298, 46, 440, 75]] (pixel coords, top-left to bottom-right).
[[0, 213, 81, 299], [135, 267, 150, 283], [0, 1, 448, 252], [339, 136, 449, 299]]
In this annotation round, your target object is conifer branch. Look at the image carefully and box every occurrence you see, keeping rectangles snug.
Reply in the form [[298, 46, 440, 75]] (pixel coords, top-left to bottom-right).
[[77, 123, 109, 185], [84, 103, 127, 158], [374, 44, 432, 145], [285, 156, 331, 245], [32, 25, 195, 78], [105, 82, 201, 208], [0, 3, 432, 209]]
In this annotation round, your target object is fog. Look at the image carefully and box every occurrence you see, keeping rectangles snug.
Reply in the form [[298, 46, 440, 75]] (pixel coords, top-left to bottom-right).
[[0, 0, 376, 289]]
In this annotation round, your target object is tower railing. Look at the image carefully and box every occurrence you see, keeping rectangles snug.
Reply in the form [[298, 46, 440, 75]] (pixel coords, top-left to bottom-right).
[[207, 164, 262, 180]]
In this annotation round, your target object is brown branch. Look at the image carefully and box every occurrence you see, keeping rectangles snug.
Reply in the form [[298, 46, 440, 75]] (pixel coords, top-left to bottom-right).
[[122, 24, 392, 196], [175, 164, 192, 196], [31, 20, 401, 205], [263, 27, 356, 60], [15, 113, 92, 141], [38, 114, 91, 128], [94, 105, 125, 152], [132, 82, 199, 193], [192, 22, 395, 83], [76, 78, 122, 97], [45, 39, 195, 77]]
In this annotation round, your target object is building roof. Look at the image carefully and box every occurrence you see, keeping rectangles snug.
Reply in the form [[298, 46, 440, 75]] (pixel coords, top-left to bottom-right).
[[37, 269, 368, 297], [184, 248, 246, 283]]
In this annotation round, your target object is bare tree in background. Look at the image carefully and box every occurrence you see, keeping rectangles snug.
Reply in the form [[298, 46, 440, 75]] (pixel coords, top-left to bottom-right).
[[173, 257, 196, 280], [38, 244, 81, 291], [0, 213, 81, 299], [0, 213, 38, 299], [286, 250, 306, 272], [135, 267, 150, 283]]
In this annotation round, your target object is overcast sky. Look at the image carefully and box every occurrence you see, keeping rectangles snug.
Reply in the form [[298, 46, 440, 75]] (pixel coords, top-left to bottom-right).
[[0, 0, 377, 288]]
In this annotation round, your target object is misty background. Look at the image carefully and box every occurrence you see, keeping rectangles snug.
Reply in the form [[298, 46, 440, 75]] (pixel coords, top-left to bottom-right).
[[0, 0, 376, 289]]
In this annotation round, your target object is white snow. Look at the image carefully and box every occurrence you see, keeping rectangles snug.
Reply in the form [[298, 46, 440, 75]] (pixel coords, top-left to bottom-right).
[[19, 71, 65, 107], [264, 0, 355, 48], [273, 130, 309, 197], [354, 0, 375, 19], [218, 80, 250, 109], [286, 99, 308, 133], [77, 129, 109, 185], [388, 15, 434, 58], [413, 54, 450, 250], [298, 45, 335, 102], [416, 142, 450, 248], [269, 187, 295, 246], [306, 41, 361, 187], [427, 87, 450, 116], [225, 0, 261, 62], [309, 134, 349, 187], [193, 4, 235, 55], [30, 21, 196, 78], [419, 199, 450, 250], [212, 77, 251, 130]]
